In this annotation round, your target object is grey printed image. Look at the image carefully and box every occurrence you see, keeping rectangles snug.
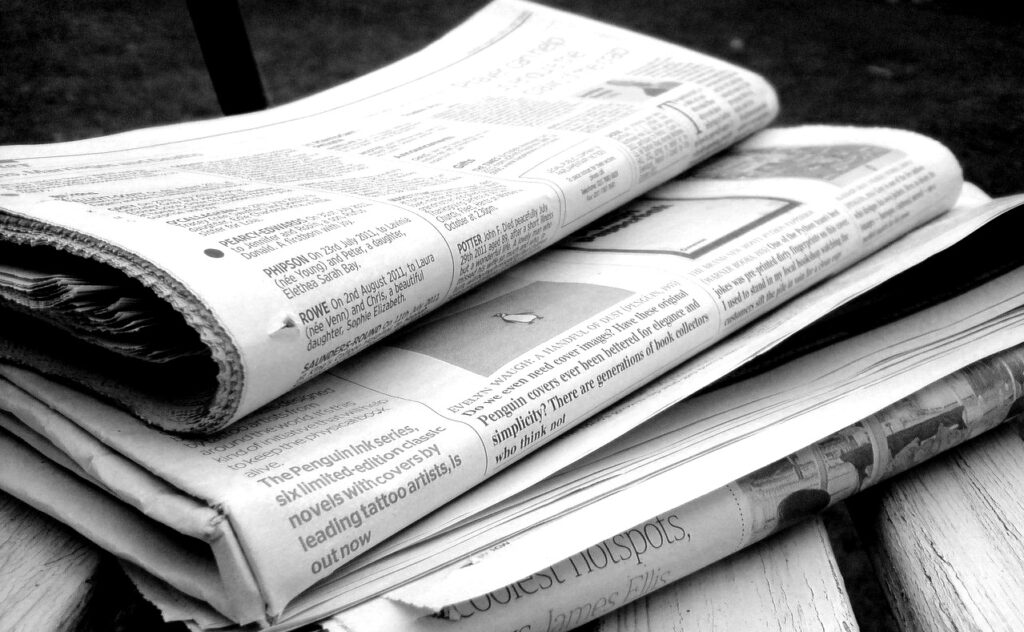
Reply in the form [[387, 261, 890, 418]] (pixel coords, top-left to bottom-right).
[[389, 281, 633, 376], [568, 196, 797, 259], [577, 79, 682, 101], [729, 344, 1024, 546], [692, 144, 903, 186]]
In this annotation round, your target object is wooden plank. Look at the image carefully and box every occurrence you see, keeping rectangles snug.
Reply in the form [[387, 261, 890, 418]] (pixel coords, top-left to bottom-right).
[[0, 491, 102, 632], [594, 517, 858, 631], [850, 421, 1024, 631]]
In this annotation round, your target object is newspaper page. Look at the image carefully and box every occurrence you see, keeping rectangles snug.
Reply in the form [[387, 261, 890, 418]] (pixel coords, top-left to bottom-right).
[[120, 257, 1024, 632], [0, 125, 967, 628], [378, 262, 1024, 610], [73, 191, 1024, 632], [388, 186, 1021, 552], [230, 234, 1024, 631], [327, 314, 1024, 632], [0, 0, 778, 433]]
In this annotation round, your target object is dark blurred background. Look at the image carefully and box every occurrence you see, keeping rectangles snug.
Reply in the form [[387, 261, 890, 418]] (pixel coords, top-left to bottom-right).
[[2, 0, 1022, 194], [1, 1, 1022, 630]]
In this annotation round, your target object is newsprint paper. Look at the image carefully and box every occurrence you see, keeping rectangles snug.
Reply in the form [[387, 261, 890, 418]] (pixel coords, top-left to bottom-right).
[[67, 199, 1024, 632], [3, 1, 1024, 630], [6, 120, 1016, 626], [0, 0, 778, 433], [124, 193, 1024, 632]]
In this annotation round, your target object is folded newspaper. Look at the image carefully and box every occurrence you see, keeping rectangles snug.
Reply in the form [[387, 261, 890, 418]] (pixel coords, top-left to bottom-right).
[[321, 279, 1024, 632], [0, 0, 778, 434], [2, 0, 1024, 630], [130, 201, 1024, 631]]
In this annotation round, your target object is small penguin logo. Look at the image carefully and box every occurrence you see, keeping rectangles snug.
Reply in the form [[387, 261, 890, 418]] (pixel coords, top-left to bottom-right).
[[494, 312, 543, 325]]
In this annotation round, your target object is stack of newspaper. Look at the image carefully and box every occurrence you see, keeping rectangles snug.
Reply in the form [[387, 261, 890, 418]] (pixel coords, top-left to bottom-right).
[[2, 1, 1024, 630]]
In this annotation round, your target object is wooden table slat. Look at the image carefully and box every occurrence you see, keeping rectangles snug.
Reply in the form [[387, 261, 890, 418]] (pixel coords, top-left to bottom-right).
[[851, 421, 1024, 632], [0, 493, 101, 632]]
